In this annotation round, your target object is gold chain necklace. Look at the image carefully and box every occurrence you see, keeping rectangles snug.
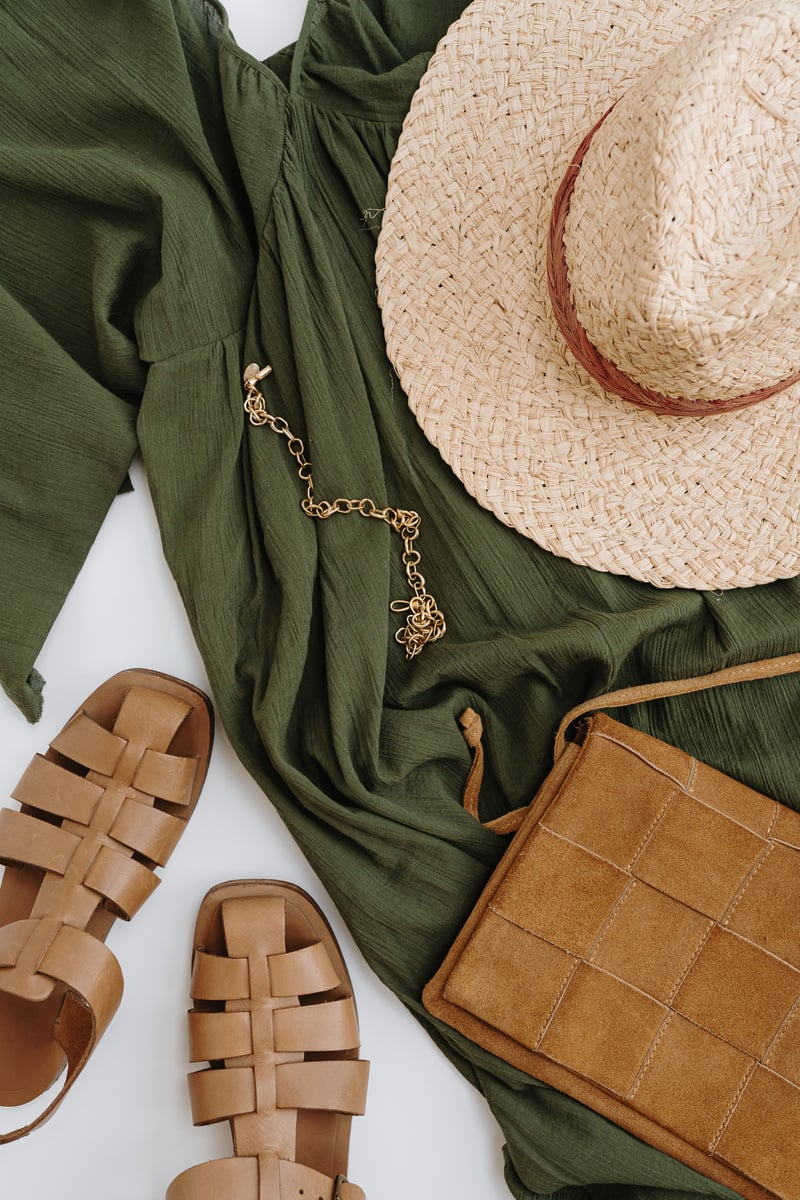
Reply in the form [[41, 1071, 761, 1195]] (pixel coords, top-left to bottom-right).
[[242, 363, 446, 659]]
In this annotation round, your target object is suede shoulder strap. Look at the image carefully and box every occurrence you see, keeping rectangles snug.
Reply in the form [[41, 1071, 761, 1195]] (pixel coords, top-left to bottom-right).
[[553, 651, 800, 760], [459, 652, 800, 833]]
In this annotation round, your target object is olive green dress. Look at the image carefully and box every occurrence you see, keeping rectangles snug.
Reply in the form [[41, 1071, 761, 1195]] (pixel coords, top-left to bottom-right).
[[1, 2, 797, 1197]]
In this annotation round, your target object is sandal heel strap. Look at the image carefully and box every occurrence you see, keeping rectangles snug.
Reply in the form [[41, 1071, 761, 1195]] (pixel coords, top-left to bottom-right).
[[0, 920, 123, 1144], [166, 1156, 258, 1200], [0, 918, 123, 1022], [165, 1156, 365, 1200]]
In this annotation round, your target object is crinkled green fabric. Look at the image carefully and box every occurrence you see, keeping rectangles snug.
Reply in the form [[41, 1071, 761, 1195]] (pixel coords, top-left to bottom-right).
[[1, 2, 798, 1197]]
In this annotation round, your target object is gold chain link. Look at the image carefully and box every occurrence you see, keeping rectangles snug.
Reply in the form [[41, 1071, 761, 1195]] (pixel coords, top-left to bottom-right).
[[243, 363, 446, 658]]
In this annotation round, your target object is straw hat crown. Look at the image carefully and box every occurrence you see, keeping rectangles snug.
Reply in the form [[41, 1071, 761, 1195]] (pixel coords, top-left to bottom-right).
[[566, 3, 800, 404]]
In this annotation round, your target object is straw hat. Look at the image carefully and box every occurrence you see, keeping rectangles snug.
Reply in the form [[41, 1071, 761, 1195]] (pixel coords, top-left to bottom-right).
[[375, 0, 800, 589]]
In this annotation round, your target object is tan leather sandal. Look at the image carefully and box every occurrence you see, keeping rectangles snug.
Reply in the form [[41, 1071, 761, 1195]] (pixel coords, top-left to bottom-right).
[[0, 668, 213, 1141], [167, 880, 369, 1200]]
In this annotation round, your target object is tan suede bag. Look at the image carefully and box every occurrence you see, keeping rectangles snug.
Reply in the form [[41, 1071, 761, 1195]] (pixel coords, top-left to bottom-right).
[[423, 655, 800, 1200]]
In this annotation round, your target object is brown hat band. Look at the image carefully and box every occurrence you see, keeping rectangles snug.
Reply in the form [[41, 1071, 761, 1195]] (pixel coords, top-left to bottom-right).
[[547, 104, 800, 416]]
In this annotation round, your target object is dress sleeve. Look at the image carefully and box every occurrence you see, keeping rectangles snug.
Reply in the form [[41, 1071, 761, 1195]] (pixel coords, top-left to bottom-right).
[[0, 288, 139, 721], [0, 0, 246, 720]]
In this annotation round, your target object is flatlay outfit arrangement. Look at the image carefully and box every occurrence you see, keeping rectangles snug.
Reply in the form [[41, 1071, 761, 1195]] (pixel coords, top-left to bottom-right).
[[1, 0, 800, 1198]]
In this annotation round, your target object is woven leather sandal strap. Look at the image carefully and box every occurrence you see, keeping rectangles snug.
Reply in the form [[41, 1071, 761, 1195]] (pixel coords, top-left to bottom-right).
[[133, 749, 197, 806], [0, 919, 123, 1143], [82, 844, 160, 918], [266, 941, 341, 995], [1, 688, 207, 932], [276, 1059, 370, 1115], [0, 808, 81, 875], [166, 1156, 366, 1200], [50, 686, 199, 805], [188, 1010, 253, 1062], [51, 713, 127, 774], [554, 650, 800, 760], [109, 685, 192, 748], [187, 1060, 370, 1125], [0, 805, 160, 921], [190, 949, 250, 1000], [107, 796, 190, 865], [188, 1064, 256, 1125], [11, 756, 190, 865], [273, 997, 360, 1052], [187, 998, 360, 1062], [12, 755, 104, 821]]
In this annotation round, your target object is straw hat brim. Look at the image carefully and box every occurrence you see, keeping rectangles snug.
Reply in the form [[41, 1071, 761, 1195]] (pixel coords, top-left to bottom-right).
[[375, 0, 800, 590]]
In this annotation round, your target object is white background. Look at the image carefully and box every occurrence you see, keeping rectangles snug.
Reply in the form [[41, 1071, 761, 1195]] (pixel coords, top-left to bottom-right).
[[0, 2, 507, 1197]]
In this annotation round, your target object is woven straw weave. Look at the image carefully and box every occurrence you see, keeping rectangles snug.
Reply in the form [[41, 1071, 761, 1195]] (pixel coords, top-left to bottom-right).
[[375, 0, 800, 590]]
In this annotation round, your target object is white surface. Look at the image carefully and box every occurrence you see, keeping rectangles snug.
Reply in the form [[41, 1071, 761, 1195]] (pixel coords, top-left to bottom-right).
[[1, 3, 507, 1197]]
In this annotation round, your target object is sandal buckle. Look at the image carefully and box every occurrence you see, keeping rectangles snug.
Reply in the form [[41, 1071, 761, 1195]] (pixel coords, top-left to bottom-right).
[[333, 1175, 347, 1200]]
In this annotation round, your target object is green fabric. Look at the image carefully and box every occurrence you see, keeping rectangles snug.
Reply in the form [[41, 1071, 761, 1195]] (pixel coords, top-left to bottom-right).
[[1, 2, 798, 1196]]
